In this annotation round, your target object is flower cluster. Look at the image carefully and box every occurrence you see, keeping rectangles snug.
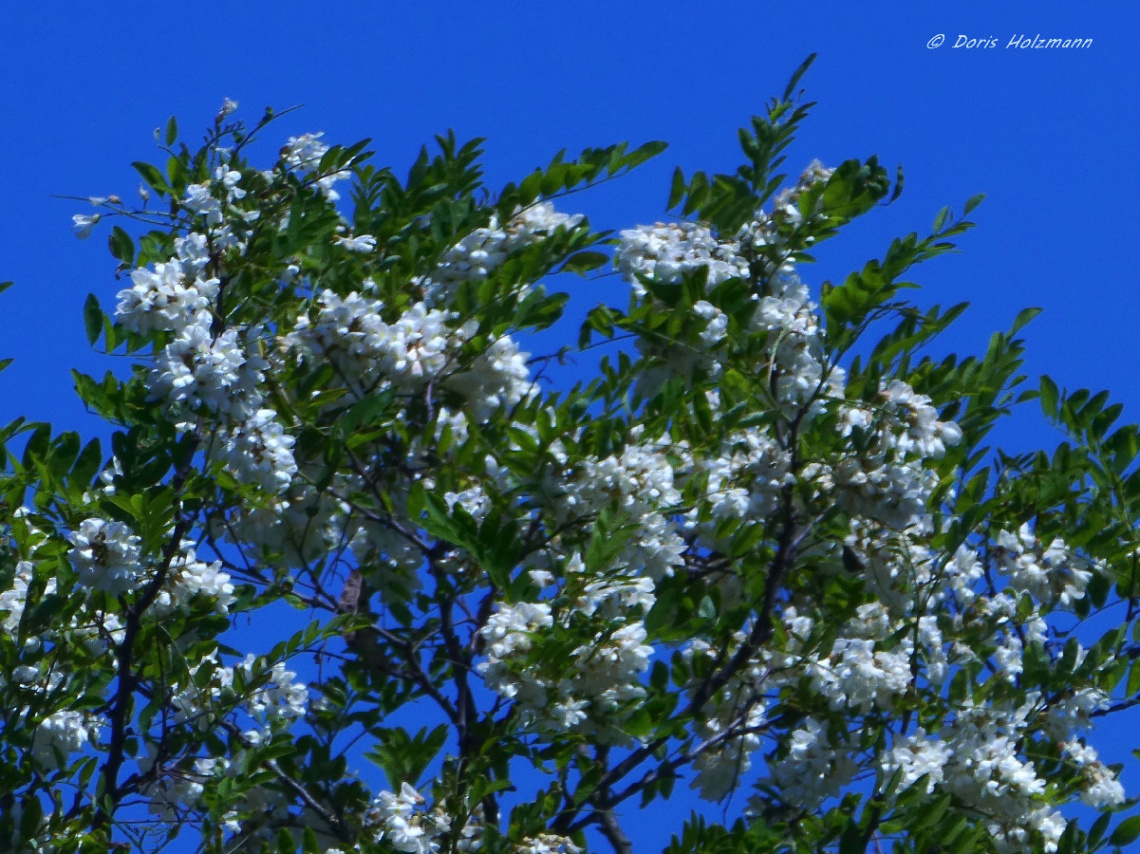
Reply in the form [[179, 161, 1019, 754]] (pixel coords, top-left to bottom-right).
[[363, 783, 451, 854], [614, 221, 749, 300], [30, 710, 100, 770], [420, 202, 585, 304], [69, 517, 142, 595]]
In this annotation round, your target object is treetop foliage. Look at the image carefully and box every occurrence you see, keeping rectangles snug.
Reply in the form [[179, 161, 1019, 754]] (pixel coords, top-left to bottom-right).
[[5, 58, 1140, 854]]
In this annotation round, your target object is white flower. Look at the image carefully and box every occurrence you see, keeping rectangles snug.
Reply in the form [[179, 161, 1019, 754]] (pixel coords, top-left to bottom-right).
[[693, 300, 728, 347], [334, 233, 377, 253], [71, 213, 100, 239], [214, 166, 246, 201], [32, 711, 98, 769], [148, 316, 266, 418], [69, 517, 143, 595], [768, 717, 857, 808], [183, 182, 223, 226], [516, 835, 581, 854], [881, 731, 951, 793], [368, 783, 450, 853], [615, 221, 749, 299], [115, 258, 219, 335], [282, 132, 330, 173], [280, 132, 350, 199], [0, 561, 54, 636], [419, 202, 583, 304], [220, 408, 298, 494]]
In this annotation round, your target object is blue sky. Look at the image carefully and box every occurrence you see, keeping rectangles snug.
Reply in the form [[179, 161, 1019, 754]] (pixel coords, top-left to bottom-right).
[[1, 1, 1138, 850]]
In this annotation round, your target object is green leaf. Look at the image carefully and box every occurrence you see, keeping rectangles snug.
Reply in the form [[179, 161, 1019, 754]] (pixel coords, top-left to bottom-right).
[[584, 509, 639, 573], [782, 52, 817, 101], [1088, 812, 1111, 848], [559, 251, 609, 276], [132, 161, 170, 196], [164, 115, 178, 147], [108, 226, 135, 266], [83, 294, 103, 346], [932, 206, 951, 235], [19, 790, 42, 839], [963, 192, 986, 215], [1040, 375, 1060, 419], [276, 828, 295, 854], [1009, 305, 1041, 334], [1110, 815, 1140, 847], [668, 167, 687, 210], [622, 140, 667, 170]]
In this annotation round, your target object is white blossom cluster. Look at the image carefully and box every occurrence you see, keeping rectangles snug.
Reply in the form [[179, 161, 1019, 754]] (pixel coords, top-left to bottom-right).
[[995, 522, 1094, 608], [682, 428, 793, 550], [612, 164, 841, 407], [67, 516, 235, 616], [143, 755, 226, 823], [287, 289, 392, 391], [30, 709, 100, 770], [472, 427, 714, 736], [843, 520, 940, 612], [170, 651, 308, 735], [477, 590, 654, 741], [114, 180, 298, 496], [747, 279, 837, 413], [69, 517, 143, 595], [1062, 740, 1127, 808], [515, 835, 582, 854], [241, 655, 310, 723], [806, 635, 913, 713], [556, 432, 687, 582], [614, 221, 750, 300], [746, 528, 1119, 845], [478, 601, 555, 709], [739, 159, 835, 280], [662, 501, 1121, 846], [420, 202, 585, 305], [151, 541, 236, 615], [280, 132, 352, 200], [362, 782, 451, 854], [880, 729, 953, 794], [219, 408, 300, 495], [148, 324, 268, 421], [614, 222, 750, 396], [443, 334, 534, 422], [766, 717, 857, 809], [288, 288, 534, 422], [0, 560, 54, 640], [115, 235, 215, 334]]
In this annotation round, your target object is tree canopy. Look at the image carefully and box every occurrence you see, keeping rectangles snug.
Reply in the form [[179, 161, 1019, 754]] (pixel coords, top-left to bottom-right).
[[3, 59, 1140, 854]]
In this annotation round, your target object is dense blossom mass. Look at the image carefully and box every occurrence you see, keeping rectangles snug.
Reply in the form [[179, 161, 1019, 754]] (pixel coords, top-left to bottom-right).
[[2, 80, 1139, 854]]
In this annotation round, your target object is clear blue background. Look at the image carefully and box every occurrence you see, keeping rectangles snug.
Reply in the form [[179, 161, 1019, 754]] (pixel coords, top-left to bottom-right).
[[1, 1, 1137, 850]]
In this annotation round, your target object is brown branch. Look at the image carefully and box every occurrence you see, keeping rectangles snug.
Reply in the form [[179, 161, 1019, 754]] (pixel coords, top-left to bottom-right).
[[92, 514, 194, 838], [595, 806, 633, 854], [334, 571, 460, 724]]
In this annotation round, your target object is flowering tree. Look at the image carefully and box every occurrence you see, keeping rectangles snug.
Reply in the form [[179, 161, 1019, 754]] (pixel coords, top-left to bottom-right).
[[4, 58, 1140, 854]]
